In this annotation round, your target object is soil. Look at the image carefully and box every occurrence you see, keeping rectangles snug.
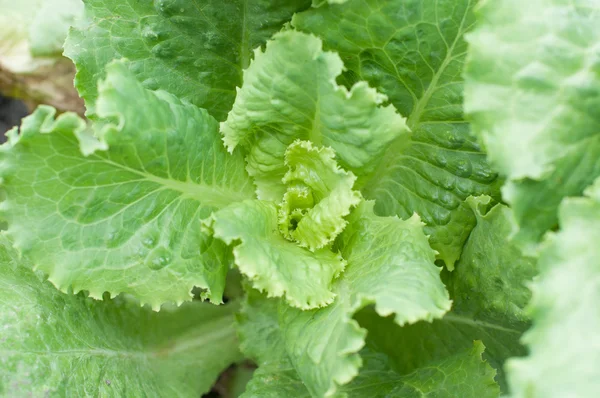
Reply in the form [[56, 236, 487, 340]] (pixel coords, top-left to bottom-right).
[[0, 94, 28, 140]]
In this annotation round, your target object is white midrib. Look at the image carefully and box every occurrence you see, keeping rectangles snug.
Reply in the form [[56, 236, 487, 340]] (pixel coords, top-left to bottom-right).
[[444, 313, 524, 335], [406, 4, 471, 130], [309, 97, 323, 146], [358, 6, 472, 193], [148, 172, 242, 208], [98, 157, 249, 208], [2, 316, 236, 359]]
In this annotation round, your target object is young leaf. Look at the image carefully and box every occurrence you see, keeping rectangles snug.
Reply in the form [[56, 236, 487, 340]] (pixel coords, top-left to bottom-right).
[[204, 200, 345, 310], [465, 0, 600, 249], [0, 62, 254, 309], [221, 30, 408, 201], [238, 202, 451, 396], [0, 236, 241, 397], [280, 140, 362, 250], [64, 0, 312, 119], [505, 180, 600, 397], [294, 0, 501, 268]]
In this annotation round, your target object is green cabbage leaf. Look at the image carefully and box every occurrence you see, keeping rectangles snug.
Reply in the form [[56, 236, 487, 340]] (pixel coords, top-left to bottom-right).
[[0, 235, 241, 396], [1, 0, 596, 396]]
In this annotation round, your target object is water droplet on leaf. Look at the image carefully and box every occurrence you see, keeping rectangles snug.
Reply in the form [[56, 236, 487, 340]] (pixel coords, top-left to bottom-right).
[[455, 159, 472, 177], [142, 237, 156, 248], [146, 247, 172, 270]]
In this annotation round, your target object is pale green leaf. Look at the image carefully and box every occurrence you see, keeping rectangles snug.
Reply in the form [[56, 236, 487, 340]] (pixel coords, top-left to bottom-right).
[[221, 30, 408, 201], [505, 180, 600, 397], [64, 0, 311, 119], [337, 201, 452, 325], [280, 140, 362, 250], [294, 0, 501, 268], [238, 202, 451, 396], [0, 235, 241, 397], [0, 0, 82, 73], [29, 0, 84, 57], [0, 0, 32, 73], [0, 62, 254, 309], [465, 0, 600, 249], [205, 200, 345, 309]]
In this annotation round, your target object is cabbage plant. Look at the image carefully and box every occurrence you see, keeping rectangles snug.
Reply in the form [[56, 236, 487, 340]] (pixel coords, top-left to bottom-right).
[[0, 0, 597, 397]]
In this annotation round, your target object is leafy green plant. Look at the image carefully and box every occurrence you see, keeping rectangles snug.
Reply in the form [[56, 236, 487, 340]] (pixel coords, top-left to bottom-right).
[[0, 0, 597, 397]]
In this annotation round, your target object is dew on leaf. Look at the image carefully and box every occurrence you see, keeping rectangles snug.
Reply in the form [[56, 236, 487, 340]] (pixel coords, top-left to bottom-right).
[[440, 177, 455, 190], [434, 152, 448, 167], [430, 208, 450, 225], [142, 237, 156, 248], [142, 26, 159, 41], [146, 247, 172, 271], [473, 167, 497, 183], [445, 132, 465, 148], [142, 77, 160, 91], [439, 191, 459, 208], [454, 159, 473, 178], [151, 43, 175, 59], [154, 0, 186, 17]]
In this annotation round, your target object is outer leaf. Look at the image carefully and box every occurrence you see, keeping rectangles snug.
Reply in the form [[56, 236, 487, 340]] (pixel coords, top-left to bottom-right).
[[29, 0, 84, 56], [240, 295, 497, 398], [236, 288, 287, 366], [239, 202, 451, 396], [237, 290, 308, 398], [505, 181, 600, 397], [64, 0, 311, 119], [0, 62, 254, 309], [205, 200, 345, 309], [243, 365, 309, 398], [294, 0, 501, 268], [221, 30, 408, 201], [0, 0, 83, 59], [0, 236, 241, 397], [280, 140, 362, 250], [338, 342, 499, 397], [465, 0, 600, 248], [356, 198, 536, 392], [448, 197, 537, 322]]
